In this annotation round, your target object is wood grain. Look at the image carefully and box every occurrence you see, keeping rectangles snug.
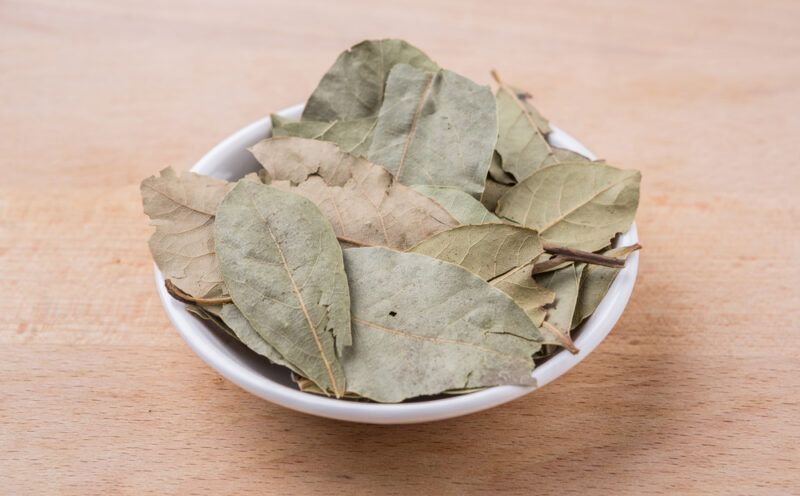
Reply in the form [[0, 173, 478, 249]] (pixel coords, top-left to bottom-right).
[[1, 0, 799, 493]]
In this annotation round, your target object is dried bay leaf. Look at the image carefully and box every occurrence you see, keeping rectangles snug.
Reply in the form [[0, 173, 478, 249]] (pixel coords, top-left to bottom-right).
[[535, 264, 584, 352], [493, 74, 552, 183], [294, 375, 363, 400], [188, 302, 302, 373], [491, 267, 555, 327], [552, 147, 592, 163], [303, 39, 438, 122], [272, 113, 377, 157], [141, 167, 233, 298], [442, 387, 487, 396], [251, 137, 458, 250], [488, 151, 516, 185], [219, 304, 302, 374], [492, 72, 592, 183], [294, 374, 482, 401], [342, 247, 542, 402], [480, 176, 512, 212], [571, 244, 640, 329], [496, 162, 641, 252], [410, 224, 554, 327], [185, 304, 235, 338], [271, 113, 328, 137], [409, 224, 543, 280], [367, 64, 497, 198], [214, 181, 350, 396], [411, 185, 500, 224]]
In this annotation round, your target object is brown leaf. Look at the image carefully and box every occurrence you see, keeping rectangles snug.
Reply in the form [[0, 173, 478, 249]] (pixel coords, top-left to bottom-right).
[[140, 167, 232, 298], [250, 137, 459, 250]]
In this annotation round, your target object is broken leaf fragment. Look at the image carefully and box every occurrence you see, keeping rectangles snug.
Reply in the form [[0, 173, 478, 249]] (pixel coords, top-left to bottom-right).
[[488, 150, 516, 185], [480, 176, 512, 212], [535, 264, 584, 352], [571, 244, 640, 328], [294, 375, 364, 400]]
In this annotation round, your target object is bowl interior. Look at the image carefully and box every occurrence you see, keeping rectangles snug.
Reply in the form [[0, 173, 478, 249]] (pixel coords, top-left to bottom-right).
[[155, 104, 639, 423]]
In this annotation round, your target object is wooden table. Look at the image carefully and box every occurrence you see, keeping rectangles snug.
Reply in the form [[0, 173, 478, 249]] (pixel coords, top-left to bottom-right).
[[2, 1, 798, 493]]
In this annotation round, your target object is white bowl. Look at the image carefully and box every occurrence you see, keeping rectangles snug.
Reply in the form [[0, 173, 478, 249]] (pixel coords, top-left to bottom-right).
[[154, 103, 639, 424]]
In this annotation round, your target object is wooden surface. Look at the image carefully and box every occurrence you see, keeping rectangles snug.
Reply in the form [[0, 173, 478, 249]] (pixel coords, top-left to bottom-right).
[[2, 1, 799, 494]]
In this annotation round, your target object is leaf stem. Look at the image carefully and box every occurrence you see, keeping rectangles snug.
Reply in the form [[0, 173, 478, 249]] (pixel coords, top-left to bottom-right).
[[541, 243, 636, 268], [164, 279, 232, 306]]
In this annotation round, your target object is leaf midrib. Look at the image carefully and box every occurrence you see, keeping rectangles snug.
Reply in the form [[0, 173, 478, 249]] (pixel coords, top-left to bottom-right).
[[260, 208, 341, 397], [352, 317, 534, 365], [534, 171, 636, 234], [395, 72, 435, 182], [143, 183, 217, 216], [498, 82, 554, 158]]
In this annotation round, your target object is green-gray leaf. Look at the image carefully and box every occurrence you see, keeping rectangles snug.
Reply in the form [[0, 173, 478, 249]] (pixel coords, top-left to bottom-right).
[[480, 176, 512, 212], [494, 78, 554, 182], [493, 75, 593, 183], [219, 304, 302, 375], [367, 64, 497, 198], [571, 244, 639, 328], [488, 150, 516, 185], [410, 224, 553, 327], [303, 39, 438, 122], [294, 375, 363, 399], [342, 247, 542, 402], [411, 185, 500, 224], [189, 301, 304, 375], [141, 167, 233, 299], [185, 304, 235, 338], [214, 181, 350, 397], [552, 147, 591, 163], [490, 266, 555, 327], [272, 113, 377, 157], [409, 224, 543, 280], [409, 225, 553, 327], [250, 137, 458, 250], [496, 162, 641, 252], [535, 264, 584, 352]]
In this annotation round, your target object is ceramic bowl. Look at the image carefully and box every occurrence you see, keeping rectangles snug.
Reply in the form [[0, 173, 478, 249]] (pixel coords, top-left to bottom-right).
[[154, 103, 639, 424]]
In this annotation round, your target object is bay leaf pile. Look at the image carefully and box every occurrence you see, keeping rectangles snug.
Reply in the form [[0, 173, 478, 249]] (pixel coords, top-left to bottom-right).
[[141, 39, 641, 403]]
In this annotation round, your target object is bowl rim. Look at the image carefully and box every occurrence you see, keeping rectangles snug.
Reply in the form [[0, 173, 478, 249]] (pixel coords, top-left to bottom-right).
[[154, 103, 639, 424]]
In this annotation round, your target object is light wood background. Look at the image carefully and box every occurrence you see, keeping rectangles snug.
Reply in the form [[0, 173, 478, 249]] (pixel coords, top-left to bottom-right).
[[2, 1, 798, 494]]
